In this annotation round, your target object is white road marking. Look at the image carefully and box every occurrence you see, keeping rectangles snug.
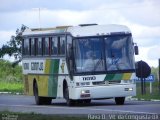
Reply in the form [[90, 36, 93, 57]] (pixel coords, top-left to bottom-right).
[[0, 104, 158, 114]]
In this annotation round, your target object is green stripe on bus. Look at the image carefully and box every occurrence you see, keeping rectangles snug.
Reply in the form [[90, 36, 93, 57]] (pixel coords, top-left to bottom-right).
[[48, 59, 60, 97], [104, 74, 115, 80], [113, 74, 123, 80], [104, 73, 132, 81], [104, 74, 123, 81]]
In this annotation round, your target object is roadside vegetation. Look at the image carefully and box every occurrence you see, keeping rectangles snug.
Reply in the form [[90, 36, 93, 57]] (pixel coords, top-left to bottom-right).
[[0, 59, 23, 93], [134, 66, 160, 100], [135, 81, 160, 100]]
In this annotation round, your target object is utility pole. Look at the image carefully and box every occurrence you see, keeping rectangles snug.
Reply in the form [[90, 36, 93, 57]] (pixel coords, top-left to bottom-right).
[[38, 8, 41, 29], [33, 8, 46, 29], [159, 59, 160, 94]]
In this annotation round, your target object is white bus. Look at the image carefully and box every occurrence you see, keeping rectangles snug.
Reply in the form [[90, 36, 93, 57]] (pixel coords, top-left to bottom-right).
[[22, 24, 138, 106]]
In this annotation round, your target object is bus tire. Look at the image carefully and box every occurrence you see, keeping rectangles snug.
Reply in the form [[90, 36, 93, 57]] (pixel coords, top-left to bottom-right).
[[78, 99, 91, 105], [43, 97, 52, 105], [33, 82, 52, 105], [33, 82, 42, 105], [64, 85, 75, 106], [84, 99, 91, 104], [115, 97, 125, 105]]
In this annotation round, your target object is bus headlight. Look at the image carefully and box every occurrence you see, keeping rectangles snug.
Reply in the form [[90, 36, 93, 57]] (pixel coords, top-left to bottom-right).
[[129, 88, 133, 91], [81, 90, 90, 98], [81, 90, 90, 94], [125, 88, 133, 91], [81, 90, 85, 94]]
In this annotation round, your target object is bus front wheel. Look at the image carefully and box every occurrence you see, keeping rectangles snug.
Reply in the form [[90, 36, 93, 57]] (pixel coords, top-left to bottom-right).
[[64, 85, 75, 106], [115, 97, 125, 105]]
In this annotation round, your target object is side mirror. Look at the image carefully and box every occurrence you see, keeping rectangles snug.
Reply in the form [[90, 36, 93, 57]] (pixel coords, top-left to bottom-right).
[[134, 45, 139, 55]]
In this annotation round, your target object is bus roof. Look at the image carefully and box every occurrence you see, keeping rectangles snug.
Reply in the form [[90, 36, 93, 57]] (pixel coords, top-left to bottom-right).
[[67, 24, 131, 37], [22, 24, 131, 37], [22, 26, 70, 36]]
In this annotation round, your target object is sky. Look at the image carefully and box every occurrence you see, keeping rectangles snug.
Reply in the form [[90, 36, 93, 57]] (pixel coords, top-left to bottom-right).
[[0, 0, 160, 67]]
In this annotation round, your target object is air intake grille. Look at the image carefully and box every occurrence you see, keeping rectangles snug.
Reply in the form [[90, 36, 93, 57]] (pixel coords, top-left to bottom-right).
[[92, 80, 121, 85]]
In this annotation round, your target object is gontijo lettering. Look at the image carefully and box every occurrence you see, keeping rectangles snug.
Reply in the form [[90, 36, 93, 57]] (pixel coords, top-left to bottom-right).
[[31, 62, 43, 71], [23, 63, 29, 70]]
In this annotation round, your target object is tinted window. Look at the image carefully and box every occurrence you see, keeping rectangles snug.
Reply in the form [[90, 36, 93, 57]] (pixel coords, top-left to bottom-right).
[[23, 38, 30, 55], [43, 37, 49, 55], [60, 36, 65, 55], [74, 38, 105, 72], [51, 37, 58, 55], [105, 36, 134, 71], [67, 35, 72, 57], [37, 38, 42, 55], [31, 38, 35, 56]]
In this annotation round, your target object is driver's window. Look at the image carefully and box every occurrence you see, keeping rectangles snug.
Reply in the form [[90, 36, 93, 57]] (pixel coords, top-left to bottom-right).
[[105, 36, 130, 71]]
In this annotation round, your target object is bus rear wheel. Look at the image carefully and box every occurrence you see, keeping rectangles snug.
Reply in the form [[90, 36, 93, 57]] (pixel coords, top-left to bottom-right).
[[115, 97, 125, 105], [33, 82, 52, 105]]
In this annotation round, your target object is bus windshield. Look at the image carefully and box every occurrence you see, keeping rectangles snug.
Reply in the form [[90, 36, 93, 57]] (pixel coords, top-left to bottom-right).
[[73, 35, 135, 73]]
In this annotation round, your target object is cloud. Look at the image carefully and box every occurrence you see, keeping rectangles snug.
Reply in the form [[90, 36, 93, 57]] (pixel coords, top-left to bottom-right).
[[131, 25, 160, 47], [135, 46, 158, 67], [0, 10, 39, 30], [0, 8, 125, 30], [41, 10, 90, 27], [0, 0, 77, 12], [127, 24, 160, 39], [148, 46, 160, 60], [115, 21, 160, 47], [116, 0, 160, 27], [1, 0, 125, 12], [0, 31, 15, 47], [1, 0, 160, 29]]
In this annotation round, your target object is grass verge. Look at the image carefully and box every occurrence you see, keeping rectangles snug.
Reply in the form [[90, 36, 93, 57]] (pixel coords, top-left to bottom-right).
[[134, 82, 160, 100], [0, 82, 23, 93]]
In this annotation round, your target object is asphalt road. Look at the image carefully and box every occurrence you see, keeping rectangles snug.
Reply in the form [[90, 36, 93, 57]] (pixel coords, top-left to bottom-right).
[[0, 95, 160, 115]]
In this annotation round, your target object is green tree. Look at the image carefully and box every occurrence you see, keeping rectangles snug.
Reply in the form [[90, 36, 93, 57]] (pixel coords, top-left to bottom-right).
[[151, 66, 159, 81], [0, 59, 22, 83], [0, 25, 27, 67]]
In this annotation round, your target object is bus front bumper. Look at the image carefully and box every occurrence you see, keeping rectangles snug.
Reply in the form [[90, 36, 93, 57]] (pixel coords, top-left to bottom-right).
[[71, 84, 136, 100]]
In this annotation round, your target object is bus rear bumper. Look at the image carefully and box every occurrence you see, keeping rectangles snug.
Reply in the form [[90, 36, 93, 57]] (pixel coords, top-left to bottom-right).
[[71, 84, 136, 100]]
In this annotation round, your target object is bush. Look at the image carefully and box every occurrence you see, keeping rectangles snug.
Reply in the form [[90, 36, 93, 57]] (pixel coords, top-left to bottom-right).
[[0, 59, 22, 83]]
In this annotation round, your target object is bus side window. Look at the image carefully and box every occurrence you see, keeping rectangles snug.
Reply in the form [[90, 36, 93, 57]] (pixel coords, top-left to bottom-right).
[[34, 38, 38, 56], [37, 38, 42, 55], [31, 38, 36, 56], [67, 35, 73, 75], [43, 37, 49, 56], [60, 36, 65, 55], [22, 39, 24, 55], [67, 35, 72, 57], [51, 37, 58, 55], [23, 38, 30, 56]]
